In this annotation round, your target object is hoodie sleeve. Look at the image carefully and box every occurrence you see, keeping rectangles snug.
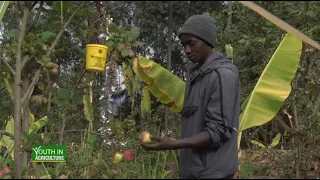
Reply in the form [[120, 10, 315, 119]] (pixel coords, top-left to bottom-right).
[[204, 68, 239, 148]]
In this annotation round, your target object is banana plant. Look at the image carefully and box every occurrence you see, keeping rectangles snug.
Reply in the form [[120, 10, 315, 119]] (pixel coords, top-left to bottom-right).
[[238, 33, 302, 148]]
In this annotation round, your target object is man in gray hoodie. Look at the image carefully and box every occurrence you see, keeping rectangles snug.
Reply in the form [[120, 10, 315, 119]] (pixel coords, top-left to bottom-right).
[[141, 13, 241, 179]]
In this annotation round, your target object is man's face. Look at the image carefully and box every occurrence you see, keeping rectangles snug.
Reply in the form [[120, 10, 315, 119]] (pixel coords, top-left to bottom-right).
[[180, 34, 210, 64]]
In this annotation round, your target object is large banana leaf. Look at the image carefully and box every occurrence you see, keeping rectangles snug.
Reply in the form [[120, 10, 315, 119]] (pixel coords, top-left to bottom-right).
[[238, 33, 302, 148], [133, 56, 185, 112]]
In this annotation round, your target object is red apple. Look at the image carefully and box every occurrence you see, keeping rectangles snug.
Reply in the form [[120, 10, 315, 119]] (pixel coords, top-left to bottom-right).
[[112, 152, 123, 163], [123, 149, 133, 161], [139, 131, 152, 144]]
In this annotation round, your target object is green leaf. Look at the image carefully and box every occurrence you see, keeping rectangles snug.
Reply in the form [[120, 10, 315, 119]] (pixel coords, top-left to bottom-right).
[[250, 140, 266, 149], [83, 94, 94, 122], [40, 31, 56, 42], [57, 88, 70, 101], [29, 113, 35, 125], [0, 1, 9, 22], [4, 29, 20, 39], [38, 81, 45, 92], [121, 47, 131, 57], [238, 33, 302, 148], [108, 24, 120, 33], [29, 116, 48, 133], [132, 41, 144, 47], [268, 133, 282, 149], [21, 131, 29, 143], [105, 39, 114, 47], [129, 27, 140, 42], [38, 55, 51, 66]]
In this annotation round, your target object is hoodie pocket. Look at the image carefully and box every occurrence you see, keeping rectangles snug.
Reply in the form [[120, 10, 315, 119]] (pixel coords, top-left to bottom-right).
[[191, 148, 206, 166], [204, 147, 217, 167], [190, 148, 207, 178]]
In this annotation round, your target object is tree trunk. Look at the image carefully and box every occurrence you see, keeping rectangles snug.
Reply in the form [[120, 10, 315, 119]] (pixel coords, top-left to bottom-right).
[[14, 7, 29, 179]]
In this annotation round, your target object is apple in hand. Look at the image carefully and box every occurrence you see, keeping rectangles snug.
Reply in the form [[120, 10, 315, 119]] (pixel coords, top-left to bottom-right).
[[123, 149, 133, 161], [59, 174, 67, 179], [139, 131, 152, 144], [112, 152, 123, 163]]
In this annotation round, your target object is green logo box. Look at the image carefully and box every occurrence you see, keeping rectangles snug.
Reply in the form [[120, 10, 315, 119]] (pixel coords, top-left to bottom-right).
[[32, 146, 66, 162]]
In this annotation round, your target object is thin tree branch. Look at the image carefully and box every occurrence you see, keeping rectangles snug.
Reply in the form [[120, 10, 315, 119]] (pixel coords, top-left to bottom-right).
[[276, 116, 301, 136], [1, 58, 15, 76]]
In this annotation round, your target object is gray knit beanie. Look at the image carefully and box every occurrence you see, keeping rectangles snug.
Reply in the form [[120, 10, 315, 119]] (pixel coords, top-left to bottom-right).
[[178, 13, 217, 47]]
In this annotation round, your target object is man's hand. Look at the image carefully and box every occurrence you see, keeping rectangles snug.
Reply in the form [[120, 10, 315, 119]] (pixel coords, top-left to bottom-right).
[[141, 136, 176, 151], [140, 131, 213, 151]]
